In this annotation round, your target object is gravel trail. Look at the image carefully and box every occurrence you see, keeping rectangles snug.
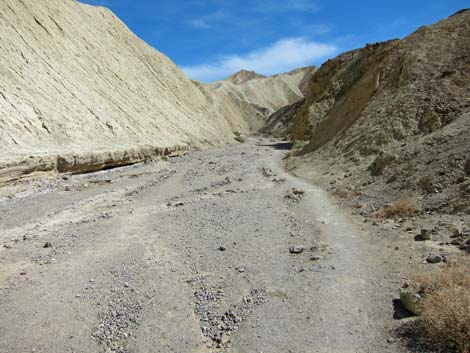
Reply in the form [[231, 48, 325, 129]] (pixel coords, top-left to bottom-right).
[[0, 138, 408, 353]]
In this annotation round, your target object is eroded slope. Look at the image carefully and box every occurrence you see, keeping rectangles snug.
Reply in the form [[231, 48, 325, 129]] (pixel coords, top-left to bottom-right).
[[211, 67, 316, 130], [0, 0, 262, 181], [283, 10, 470, 216]]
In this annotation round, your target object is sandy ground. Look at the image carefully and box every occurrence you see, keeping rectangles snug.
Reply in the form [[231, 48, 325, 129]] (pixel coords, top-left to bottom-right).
[[0, 138, 414, 353]]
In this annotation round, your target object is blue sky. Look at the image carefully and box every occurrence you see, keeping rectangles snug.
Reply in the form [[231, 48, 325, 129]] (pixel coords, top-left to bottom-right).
[[80, 0, 468, 82]]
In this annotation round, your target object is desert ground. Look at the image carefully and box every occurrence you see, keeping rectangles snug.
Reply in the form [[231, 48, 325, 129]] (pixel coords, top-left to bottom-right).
[[0, 138, 418, 353]]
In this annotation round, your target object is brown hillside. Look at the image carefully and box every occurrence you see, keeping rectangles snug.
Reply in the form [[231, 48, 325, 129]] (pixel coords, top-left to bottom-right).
[[294, 10, 470, 154], [284, 9, 470, 227]]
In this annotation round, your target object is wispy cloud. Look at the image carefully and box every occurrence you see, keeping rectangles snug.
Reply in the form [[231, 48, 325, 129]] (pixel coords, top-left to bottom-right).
[[188, 10, 228, 29], [188, 19, 211, 28], [256, 0, 320, 13], [286, 0, 320, 12], [182, 37, 337, 82], [290, 20, 333, 36]]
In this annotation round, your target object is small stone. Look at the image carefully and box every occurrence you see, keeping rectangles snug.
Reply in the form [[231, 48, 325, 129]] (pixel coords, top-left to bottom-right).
[[217, 246, 226, 251], [451, 226, 463, 238], [451, 239, 461, 246], [289, 245, 305, 254], [221, 333, 231, 346], [20, 271, 27, 275], [459, 244, 470, 252], [310, 255, 322, 261], [426, 254, 442, 264], [123, 282, 130, 288], [417, 229, 432, 241], [43, 242, 53, 248]]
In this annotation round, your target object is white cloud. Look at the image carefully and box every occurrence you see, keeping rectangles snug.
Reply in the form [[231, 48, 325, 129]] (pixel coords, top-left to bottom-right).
[[188, 10, 228, 29], [255, 0, 320, 14], [182, 37, 337, 82]]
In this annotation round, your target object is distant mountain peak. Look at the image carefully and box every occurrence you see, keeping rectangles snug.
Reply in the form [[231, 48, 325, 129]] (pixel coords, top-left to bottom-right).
[[224, 70, 266, 84]]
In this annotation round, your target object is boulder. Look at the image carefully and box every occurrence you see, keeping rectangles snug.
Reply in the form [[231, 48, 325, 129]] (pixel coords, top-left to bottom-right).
[[400, 288, 422, 315]]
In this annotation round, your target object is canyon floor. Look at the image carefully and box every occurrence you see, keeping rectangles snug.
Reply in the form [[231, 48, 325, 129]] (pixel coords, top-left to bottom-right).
[[0, 138, 416, 353]]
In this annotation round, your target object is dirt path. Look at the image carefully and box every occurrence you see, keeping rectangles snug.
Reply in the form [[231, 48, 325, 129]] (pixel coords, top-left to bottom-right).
[[0, 138, 408, 353]]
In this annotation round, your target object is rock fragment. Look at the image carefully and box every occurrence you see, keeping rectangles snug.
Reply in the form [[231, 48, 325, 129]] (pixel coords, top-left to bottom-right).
[[289, 245, 306, 254], [415, 229, 432, 241], [369, 151, 396, 176], [426, 254, 443, 264], [285, 188, 305, 202]]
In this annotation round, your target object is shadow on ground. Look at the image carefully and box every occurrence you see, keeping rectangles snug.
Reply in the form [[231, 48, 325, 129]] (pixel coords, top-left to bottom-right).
[[394, 317, 453, 353], [392, 299, 414, 320], [257, 142, 293, 150]]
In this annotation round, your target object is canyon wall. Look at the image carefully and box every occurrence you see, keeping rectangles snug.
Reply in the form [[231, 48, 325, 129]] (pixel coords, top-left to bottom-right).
[[0, 0, 263, 181]]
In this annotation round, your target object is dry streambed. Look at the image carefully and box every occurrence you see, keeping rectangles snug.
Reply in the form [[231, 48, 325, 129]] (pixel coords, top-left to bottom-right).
[[1, 138, 412, 353]]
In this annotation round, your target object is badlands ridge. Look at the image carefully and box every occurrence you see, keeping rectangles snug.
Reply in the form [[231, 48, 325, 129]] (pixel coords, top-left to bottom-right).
[[0, 0, 311, 182]]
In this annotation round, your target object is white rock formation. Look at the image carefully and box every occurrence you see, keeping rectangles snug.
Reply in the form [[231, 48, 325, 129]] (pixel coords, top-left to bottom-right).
[[210, 67, 316, 130], [0, 0, 262, 181]]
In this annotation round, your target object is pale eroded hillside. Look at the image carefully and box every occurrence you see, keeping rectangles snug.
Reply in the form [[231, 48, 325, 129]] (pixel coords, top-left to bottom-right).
[[211, 67, 316, 130], [0, 0, 263, 181]]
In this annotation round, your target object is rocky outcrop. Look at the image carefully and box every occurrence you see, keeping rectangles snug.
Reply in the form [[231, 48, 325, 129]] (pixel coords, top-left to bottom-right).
[[259, 66, 318, 137], [211, 67, 316, 130], [0, 0, 263, 182], [260, 99, 305, 137], [281, 10, 470, 207], [291, 10, 470, 156]]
